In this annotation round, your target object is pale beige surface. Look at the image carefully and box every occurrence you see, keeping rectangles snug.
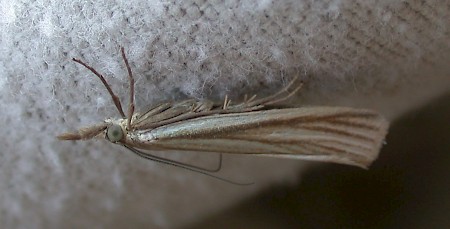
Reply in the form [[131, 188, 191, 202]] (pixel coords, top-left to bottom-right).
[[0, 0, 449, 228]]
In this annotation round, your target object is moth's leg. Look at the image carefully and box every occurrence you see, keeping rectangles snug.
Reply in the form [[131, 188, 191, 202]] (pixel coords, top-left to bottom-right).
[[241, 77, 302, 108], [124, 146, 223, 173], [133, 102, 173, 126], [72, 57, 126, 118], [223, 95, 228, 109], [134, 99, 219, 130], [125, 146, 251, 185], [263, 81, 303, 106], [203, 153, 222, 172], [192, 100, 214, 112], [222, 95, 232, 110], [244, 94, 257, 105], [136, 100, 204, 125], [121, 47, 135, 130], [137, 103, 172, 119]]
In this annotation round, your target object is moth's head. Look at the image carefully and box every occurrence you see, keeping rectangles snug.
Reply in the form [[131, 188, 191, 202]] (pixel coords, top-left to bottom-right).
[[57, 120, 127, 143]]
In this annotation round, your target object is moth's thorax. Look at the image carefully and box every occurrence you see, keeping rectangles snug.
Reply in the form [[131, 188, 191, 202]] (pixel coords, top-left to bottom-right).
[[128, 129, 156, 143]]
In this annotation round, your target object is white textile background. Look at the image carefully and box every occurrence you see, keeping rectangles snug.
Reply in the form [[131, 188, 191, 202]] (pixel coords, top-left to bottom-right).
[[0, 0, 449, 228]]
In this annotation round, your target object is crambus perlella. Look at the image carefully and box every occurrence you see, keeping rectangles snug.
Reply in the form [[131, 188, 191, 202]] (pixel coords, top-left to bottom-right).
[[58, 48, 389, 184]]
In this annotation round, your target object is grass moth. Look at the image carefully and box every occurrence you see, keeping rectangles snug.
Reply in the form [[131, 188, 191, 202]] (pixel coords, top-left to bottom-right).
[[58, 48, 389, 183]]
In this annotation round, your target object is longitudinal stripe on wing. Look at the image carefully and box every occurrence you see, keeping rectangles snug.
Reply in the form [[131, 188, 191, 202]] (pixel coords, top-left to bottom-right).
[[297, 123, 378, 142], [220, 118, 381, 166]]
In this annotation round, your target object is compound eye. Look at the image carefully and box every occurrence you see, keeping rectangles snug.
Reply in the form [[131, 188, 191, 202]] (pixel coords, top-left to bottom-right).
[[106, 124, 123, 142]]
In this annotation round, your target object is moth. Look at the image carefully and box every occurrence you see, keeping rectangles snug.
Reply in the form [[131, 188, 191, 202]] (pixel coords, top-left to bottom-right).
[[58, 48, 389, 184]]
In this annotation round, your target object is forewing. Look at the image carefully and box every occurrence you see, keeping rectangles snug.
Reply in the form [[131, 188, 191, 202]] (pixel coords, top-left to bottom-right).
[[133, 107, 389, 168]]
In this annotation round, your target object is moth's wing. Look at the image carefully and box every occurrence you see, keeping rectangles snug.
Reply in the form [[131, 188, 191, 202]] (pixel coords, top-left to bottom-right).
[[137, 107, 389, 168]]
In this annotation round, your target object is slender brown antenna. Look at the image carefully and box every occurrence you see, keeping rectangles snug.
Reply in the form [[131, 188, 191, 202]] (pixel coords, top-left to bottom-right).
[[120, 47, 135, 130], [72, 57, 126, 118]]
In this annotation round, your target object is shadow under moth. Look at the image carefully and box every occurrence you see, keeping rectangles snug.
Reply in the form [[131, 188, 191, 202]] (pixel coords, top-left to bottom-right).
[[58, 47, 389, 184]]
